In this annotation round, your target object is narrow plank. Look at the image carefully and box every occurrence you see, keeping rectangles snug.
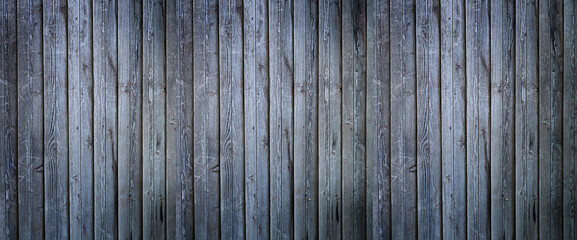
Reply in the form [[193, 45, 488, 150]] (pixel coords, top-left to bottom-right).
[[142, 0, 166, 238], [342, 0, 367, 238], [0, 0, 18, 238], [465, 0, 491, 238], [390, 0, 417, 238], [294, 0, 319, 238], [93, 0, 118, 238], [490, 0, 515, 239], [118, 0, 144, 238], [43, 0, 69, 238], [440, 0, 466, 239], [193, 0, 220, 238], [269, 0, 294, 238], [219, 0, 245, 238], [166, 0, 194, 238], [515, 0, 539, 239], [564, 0, 577, 238], [17, 0, 44, 238], [538, 0, 564, 239], [318, 0, 342, 239], [416, 0, 442, 238], [68, 0, 93, 238], [364, 1, 375, 238], [244, 0, 270, 238]]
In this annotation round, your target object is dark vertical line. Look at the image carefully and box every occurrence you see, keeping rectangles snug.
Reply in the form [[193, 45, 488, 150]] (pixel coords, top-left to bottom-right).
[[462, 0, 467, 238]]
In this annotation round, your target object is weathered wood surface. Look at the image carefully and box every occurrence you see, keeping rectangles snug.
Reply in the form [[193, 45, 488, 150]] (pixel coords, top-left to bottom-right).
[[2, 1, 577, 239]]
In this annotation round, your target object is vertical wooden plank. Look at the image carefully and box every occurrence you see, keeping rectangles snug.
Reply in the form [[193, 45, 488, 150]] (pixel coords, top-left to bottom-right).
[[244, 0, 270, 238], [166, 0, 194, 238], [17, 0, 44, 238], [93, 0, 118, 238], [68, 0, 93, 238], [43, 0, 69, 238], [440, 0, 466, 239], [193, 0, 220, 238], [0, 0, 18, 238], [465, 0, 490, 238], [367, 0, 391, 238], [490, 0, 515, 239], [219, 0, 245, 239], [318, 0, 341, 239], [294, 0, 318, 238], [416, 0, 442, 239], [515, 0, 539, 239], [142, 0, 166, 238], [565, 0, 577, 238], [539, 0, 564, 239], [390, 0, 417, 238], [342, 0, 367, 238], [269, 0, 294, 238], [118, 0, 144, 238]]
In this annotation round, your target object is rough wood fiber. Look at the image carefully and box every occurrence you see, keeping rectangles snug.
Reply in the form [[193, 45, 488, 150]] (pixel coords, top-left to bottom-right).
[[490, 0, 515, 239], [17, 0, 44, 238], [43, 0, 69, 238], [244, 0, 270, 238], [416, 0, 442, 239], [142, 0, 167, 238], [515, 1, 539, 239], [0, 0, 18, 238], [93, 0, 118, 238], [564, 0, 577, 238], [319, 0, 342, 239], [68, 0, 93, 238], [367, 0, 391, 238], [538, 0, 563, 239], [269, 0, 294, 239], [193, 0, 220, 238], [118, 0, 144, 239], [465, 0, 491, 238], [440, 0, 466, 239], [390, 0, 417, 238], [294, 0, 319, 239], [166, 0, 194, 238], [342, 0, 367, 238]]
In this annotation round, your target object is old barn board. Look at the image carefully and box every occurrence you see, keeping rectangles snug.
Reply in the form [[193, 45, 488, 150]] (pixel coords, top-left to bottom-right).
[[490, 0, 516, 239], [565, 0, 577, 238], [244, 0, 270, 238], [0, 0, 17, 239]]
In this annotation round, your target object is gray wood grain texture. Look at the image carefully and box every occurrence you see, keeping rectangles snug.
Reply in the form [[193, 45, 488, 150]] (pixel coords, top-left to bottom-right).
[[166, 0, 194, 238], [515, 1, 539, 239], [416, 0, 442, 239], [244, 0, 270, 238], [93, 0, 118, 238], [465, 0, 490, 238], [294, 0, 319, 239], [367, 0, 391, 238], [269, 0, 294, 239], [118, 0, 144, 239], [68, 0, 94, 238], [219, 0, 245, 239], [193, 0, 220, 238], [440, 0, 466, 239], [142, 0, 166, 238], [564, 0, 577, 238], [17, 0, 44, 238], [318, 0, 342, 239], [390, 0, 417, 238], [490, 0, 515, 239], [43, 0, 69, 238], [0, 0, 18, 238], [342, 0, 367, 239], [538, 0, 563, 239]]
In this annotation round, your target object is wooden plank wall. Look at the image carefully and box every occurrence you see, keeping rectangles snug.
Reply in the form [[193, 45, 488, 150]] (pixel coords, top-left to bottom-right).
[[0, 0, 576, 239]]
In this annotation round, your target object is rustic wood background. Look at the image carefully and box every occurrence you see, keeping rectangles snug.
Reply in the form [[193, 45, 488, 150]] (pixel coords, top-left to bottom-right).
[[1, 0, 576, 239]]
